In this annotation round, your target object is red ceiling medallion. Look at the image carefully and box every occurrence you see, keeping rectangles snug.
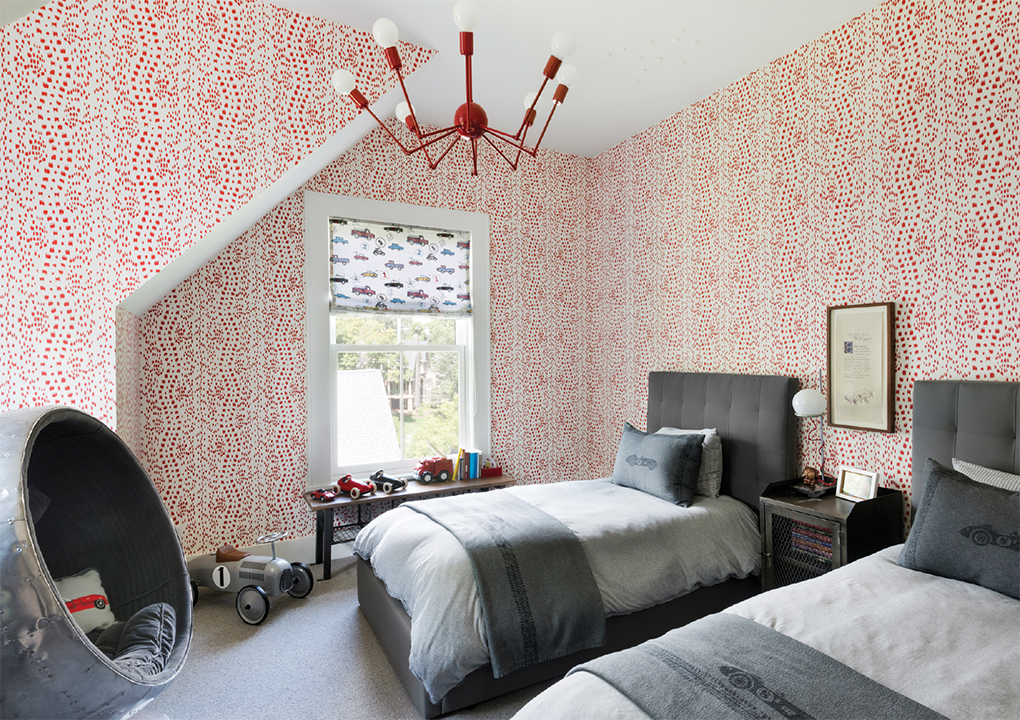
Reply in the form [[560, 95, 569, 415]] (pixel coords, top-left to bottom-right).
[[331, 0, 578, 176]]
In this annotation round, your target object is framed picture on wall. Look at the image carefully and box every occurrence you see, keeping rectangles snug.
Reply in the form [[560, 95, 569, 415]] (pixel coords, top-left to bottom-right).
[[835, 466, 880, 502], [827, 302, 895, 432]]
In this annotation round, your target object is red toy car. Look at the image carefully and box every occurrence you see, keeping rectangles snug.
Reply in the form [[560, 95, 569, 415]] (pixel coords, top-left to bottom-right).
[[415, 457, 455, 484], [65, 594, 108, 613], [309, 487, 337, 501], [333, 474, 375, 499]]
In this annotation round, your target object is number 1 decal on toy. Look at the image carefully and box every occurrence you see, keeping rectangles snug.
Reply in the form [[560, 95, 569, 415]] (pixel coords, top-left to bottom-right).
[[212, 565, 231, 590]]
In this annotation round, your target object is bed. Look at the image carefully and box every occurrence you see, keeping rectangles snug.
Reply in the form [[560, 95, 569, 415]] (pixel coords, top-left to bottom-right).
[[512, 379, 1020, 720], [354, 371, 799, 717]]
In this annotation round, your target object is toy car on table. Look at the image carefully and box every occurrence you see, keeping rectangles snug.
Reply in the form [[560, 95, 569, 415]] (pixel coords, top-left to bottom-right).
[[334, 474, 375, 499], [187, 531, 313, 625], [369, 469, 408, 494], [415, 456, 454, 484]]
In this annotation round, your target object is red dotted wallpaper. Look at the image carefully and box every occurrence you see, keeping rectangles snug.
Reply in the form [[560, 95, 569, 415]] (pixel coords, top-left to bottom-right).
[[138, 0, 1014, 552], [587, 0, 1018, 526], [2, 0, 432, 428]]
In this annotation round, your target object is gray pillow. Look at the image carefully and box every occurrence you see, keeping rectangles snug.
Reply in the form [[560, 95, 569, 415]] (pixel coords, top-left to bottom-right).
[[612, 422, 703, 507], [111, 602, 177, 677], [655, 427, 723, 497], [899, 459, 1019, 599]]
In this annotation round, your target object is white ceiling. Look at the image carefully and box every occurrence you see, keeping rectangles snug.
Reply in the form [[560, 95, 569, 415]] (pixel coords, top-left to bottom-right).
[[267, 0, 884, 158]]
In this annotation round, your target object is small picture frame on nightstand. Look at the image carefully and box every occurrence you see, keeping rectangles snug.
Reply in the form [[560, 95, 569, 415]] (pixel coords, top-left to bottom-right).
[[835, 466, 879, 502]]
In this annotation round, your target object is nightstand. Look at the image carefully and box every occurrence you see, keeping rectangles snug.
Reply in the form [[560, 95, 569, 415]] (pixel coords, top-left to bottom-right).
[[759, 480, 903, 591]]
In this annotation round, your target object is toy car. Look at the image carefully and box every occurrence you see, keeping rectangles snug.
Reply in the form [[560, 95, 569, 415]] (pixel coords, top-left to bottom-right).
[[65, 594, 108, 613], [369, 469, 408, 494], [415, 457, 454, 484], [309, 487, 337, 501], [188, 531, 313, 625], [334, 473, 375, 499]]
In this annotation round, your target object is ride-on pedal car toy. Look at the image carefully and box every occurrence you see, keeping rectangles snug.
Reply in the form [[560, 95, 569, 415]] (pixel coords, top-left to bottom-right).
[[369, 469, 409, 494], [334, 473, 376, 499], [414, 456, 455, 484], [187, 531, 314, 625]]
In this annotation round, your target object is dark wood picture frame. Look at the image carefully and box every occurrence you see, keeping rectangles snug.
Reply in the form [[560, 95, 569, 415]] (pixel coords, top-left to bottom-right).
[[826, 302, 895, 432]]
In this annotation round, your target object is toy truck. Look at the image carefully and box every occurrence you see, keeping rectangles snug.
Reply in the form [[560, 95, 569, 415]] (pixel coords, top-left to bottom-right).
[[414, 456, 454, 484]]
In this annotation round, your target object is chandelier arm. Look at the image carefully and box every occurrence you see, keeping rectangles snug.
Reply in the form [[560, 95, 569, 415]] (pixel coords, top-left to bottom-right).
[[407, 127, 461, 154], [480, 133, 519, 171], [415, 125, 462, 140], [395, 71, 424, 142], [515, 76, 550, 139], [482, 126, 539, 158], [471, 137, 479, 176], [530, 102, 560, 155], [431, 134, 462, 169], [362, 105, 416, 154]]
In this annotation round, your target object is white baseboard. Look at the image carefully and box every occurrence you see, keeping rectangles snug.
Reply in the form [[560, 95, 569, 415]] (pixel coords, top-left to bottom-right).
[[182, 532, 353, 567]]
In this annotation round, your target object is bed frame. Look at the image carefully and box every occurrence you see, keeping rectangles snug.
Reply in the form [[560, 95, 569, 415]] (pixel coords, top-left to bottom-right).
[[357, 371, 799, 717], [911, 380, 1019, 503]]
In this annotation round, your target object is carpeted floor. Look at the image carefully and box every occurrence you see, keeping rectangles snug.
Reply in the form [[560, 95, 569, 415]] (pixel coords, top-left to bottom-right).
[[147, 548, 551, 720]]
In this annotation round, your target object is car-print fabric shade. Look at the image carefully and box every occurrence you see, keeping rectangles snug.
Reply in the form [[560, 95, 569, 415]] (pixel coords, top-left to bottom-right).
[[329, 217, 472, 316]]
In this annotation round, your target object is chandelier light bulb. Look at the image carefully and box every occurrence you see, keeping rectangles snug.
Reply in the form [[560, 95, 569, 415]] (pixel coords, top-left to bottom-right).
[[372, 18, 399, 48], [452, 0, 480, 31], [395, 101, 413, 121], [550, 30, 576, 60], [330, 68, 357, 95], [558, 64, 579, 88], [523, 91, 539, 110]]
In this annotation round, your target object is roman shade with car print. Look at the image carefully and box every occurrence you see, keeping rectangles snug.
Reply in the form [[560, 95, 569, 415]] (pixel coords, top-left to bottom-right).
[[329, 217, 472, 316]]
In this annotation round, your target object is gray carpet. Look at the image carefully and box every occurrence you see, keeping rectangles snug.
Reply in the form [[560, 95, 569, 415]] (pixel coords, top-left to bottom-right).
[[148, 548, 552, 720]]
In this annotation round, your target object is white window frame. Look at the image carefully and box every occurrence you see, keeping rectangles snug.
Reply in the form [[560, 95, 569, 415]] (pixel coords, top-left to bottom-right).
[[304, 192, 491, 487]]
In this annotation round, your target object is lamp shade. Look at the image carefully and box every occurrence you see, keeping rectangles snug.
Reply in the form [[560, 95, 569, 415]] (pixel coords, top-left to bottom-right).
[[792, 388, 826, 418]]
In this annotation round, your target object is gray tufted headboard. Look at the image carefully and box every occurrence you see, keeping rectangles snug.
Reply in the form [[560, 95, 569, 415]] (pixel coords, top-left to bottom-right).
[[912, 380, 1020, 502], [646, 372, 799, 511]]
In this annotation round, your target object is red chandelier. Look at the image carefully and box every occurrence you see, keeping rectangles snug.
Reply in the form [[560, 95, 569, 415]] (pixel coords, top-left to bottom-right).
[[331, 0, 578, 176]]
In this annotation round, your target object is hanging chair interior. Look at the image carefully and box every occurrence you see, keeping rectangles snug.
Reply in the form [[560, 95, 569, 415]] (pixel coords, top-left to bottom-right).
[[1, 406, 192, 719]]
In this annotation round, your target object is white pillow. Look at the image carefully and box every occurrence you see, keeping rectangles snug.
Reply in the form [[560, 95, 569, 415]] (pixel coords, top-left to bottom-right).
[[656, 427, 723, 497], [952, 458, 1020, 492], [55, 568, 116, 634]]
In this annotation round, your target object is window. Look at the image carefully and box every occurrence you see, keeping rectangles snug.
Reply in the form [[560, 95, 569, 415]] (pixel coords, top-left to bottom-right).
[[305, 193, 490, 486]]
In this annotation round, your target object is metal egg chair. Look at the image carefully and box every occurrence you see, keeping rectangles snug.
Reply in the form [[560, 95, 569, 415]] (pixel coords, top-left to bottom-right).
[[0, 406, 192, 719]]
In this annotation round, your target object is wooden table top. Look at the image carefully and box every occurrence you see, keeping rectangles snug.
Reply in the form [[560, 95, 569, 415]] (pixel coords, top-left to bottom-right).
[[302, 474, 516, 511]]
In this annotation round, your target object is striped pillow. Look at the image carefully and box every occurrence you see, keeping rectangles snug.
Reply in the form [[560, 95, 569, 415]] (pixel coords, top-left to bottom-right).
[[952, 458, 1020, 492]]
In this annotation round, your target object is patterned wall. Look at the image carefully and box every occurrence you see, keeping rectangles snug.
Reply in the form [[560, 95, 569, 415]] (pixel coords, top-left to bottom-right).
[[1, 0, 432, 427], [143, 129, 592, 551], [142, 0, 1016, 551], [586, 0, 1018, 523]]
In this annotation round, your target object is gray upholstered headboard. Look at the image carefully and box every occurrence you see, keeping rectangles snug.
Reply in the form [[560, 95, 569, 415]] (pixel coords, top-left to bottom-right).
[[912, 380, 1020, 502], [646, 372, 799, 511]]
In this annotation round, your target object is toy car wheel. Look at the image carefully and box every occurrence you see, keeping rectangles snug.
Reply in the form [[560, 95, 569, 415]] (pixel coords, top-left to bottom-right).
[[349, 487, 361, 500], [420, 471, 434, 484], [287, 562, 314, 599], [382, 482, 393, 494], [438, 470, 451, 482], [190, 580, 199, 607], [236, 585, 270, 625]]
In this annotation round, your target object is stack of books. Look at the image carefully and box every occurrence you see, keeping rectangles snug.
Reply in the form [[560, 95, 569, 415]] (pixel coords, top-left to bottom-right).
[[789, 520, 833, 562]]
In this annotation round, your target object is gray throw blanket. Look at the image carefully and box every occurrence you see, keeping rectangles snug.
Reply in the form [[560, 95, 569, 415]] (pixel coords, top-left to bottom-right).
[[569, 613, 947, 720], [404, 491, 605, 677]]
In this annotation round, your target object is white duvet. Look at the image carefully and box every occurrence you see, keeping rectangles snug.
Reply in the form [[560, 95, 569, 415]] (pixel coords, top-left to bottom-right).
[[513, 545, 1020, 720], [353, 480, 761, 702]]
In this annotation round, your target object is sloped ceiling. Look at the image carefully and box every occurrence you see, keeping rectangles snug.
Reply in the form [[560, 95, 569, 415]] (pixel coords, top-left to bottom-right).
[[267, 0, 886, 158]]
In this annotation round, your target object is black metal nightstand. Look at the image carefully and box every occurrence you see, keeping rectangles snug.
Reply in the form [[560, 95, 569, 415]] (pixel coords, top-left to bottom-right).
[[759, 480, 903, 591]]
